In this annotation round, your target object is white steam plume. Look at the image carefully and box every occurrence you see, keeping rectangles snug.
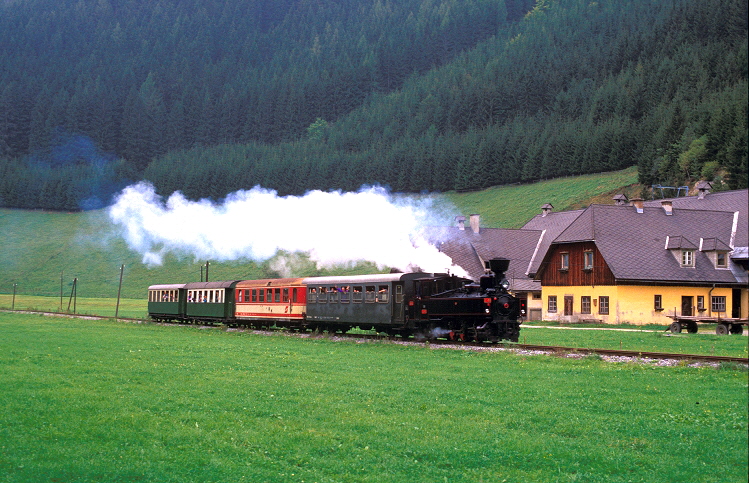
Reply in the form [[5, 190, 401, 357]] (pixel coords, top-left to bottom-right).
[[108, 182, 466, 276]]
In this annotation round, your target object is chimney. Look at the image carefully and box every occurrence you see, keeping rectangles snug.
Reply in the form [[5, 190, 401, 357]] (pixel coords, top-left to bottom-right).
[[541, 203, 553, 217], [455, 216, 466, 230], [469, 214, 480, 234], [631, 198, 644, 214], [661, 200, 673, 215], [613, 194, 628, 206], [696, 180, 712, 199]]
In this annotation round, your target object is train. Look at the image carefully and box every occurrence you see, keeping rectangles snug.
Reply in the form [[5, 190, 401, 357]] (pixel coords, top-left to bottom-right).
[[148, 258, 522, 342]]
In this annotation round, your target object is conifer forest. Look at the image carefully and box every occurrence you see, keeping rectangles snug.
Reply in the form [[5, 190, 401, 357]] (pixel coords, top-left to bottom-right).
[[0, 0, 746, 210]]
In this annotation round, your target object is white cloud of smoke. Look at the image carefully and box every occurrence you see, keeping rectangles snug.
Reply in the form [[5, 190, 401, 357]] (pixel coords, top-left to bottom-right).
[[108, 182, 466, 276]]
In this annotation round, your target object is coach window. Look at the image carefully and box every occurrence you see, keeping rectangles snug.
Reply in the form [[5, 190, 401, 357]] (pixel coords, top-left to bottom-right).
[[341, 286, 350, 303], [236, 290, 243, 303], [353, 286, 363, 303], [258, 289, 265, 303], [266, 289, 272, 303], [329, 286, 339, 303], [251, 289, 257, 302], [395, 285, 403, 304], [365, 286, 376, 303], [307, 287, 317, 303], [318, 287, 327, 303], [377, 285, 389, 303], [274, 288, 281, 303]]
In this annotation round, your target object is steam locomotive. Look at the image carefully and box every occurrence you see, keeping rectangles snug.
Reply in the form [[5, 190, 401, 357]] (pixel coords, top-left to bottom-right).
[[148, 258, 521, 342]]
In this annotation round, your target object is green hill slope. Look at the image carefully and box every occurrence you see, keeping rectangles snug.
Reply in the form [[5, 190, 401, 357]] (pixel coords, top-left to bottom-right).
[[0, 168, 639, 300]]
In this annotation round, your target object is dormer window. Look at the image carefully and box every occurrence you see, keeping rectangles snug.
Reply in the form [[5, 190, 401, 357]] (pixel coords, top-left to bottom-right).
[[716, 252, 727, 268], [681, 249, 694, 267]]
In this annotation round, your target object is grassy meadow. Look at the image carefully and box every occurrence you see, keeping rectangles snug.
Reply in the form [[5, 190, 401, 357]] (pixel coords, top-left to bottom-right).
[[1, 312, 747, 483], [2, 290, 748, 359]]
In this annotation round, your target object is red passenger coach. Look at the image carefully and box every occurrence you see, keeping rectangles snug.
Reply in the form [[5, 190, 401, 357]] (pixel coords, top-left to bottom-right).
[[234, 278, 307, 326]]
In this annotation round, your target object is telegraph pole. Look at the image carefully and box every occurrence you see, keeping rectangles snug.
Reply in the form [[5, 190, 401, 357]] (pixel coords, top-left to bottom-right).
[[115, 264, 124, 319]]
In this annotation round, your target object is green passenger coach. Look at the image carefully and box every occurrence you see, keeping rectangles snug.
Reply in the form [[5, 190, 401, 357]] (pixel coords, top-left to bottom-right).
[[303, 273, 424, 332], [148, 284, 187, 322], [184, 280, 241, 323]]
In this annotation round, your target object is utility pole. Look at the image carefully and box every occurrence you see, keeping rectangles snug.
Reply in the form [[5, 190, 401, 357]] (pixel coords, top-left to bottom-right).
[[115, 265, 124, 319]]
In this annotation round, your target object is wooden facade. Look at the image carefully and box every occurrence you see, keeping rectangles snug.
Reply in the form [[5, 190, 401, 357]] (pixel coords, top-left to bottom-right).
[[539, 242, 616, 287]]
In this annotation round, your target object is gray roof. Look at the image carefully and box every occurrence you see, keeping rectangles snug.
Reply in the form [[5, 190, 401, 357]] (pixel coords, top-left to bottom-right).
[[546, 203, 741, 284], [425, 226, 542, 291], [521, 209, 584, 276], [643, 189, 747, 247]]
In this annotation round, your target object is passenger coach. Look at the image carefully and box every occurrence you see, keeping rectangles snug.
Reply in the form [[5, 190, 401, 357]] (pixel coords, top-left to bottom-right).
[[234, 278, 307, 327], [303, 273, 425, 335]]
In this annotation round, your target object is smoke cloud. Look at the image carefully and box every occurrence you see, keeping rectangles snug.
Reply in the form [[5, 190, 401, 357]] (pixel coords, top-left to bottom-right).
[[108, 182, 466, 276]]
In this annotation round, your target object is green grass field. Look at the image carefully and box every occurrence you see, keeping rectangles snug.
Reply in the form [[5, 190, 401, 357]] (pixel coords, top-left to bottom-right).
[[1, 312, 746, 483], [2, 292, 748, 359]]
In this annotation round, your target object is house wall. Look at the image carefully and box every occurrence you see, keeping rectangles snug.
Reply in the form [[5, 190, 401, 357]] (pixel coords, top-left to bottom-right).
[[540, 242, 616, 286], [542, 285, 738, 325]]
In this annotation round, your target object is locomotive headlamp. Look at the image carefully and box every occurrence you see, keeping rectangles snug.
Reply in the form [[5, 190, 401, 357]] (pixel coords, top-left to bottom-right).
[[500, 278, 510, 290]]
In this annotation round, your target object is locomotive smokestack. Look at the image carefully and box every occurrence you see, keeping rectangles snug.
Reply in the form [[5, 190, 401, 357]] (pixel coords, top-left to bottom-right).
[[481, 258, 510, 291], [486, 258, 510, 278]]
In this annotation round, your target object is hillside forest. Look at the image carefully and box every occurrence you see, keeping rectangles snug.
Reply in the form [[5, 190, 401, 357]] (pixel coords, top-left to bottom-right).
[[0, 0, 747, 211]]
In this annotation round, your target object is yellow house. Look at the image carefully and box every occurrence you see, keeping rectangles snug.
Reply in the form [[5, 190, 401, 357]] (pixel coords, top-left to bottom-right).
[[533, 190, 748, 333]]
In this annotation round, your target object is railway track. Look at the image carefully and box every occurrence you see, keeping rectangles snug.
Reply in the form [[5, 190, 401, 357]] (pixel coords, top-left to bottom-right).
[[7, 310, 748, 365], [345, 332, 749, 364]]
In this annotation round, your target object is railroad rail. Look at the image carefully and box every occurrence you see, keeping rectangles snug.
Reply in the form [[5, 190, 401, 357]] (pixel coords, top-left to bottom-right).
[[7, 310, 747, 364]]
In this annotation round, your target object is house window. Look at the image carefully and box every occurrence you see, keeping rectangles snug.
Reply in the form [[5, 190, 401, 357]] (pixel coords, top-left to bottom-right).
[[716, 252, 727, 268], [548, 296, 557, 313], [581, 296, 591, 314], [681, 249, 694, 267], [711, 296, 726, 312], [599, 296, 609, 315], [697, 296, 705, 311], [532, 292, 541, 300], [654, 295, 663, 311], [584, 251, 594, 270], [560, 253, 569, 271]]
